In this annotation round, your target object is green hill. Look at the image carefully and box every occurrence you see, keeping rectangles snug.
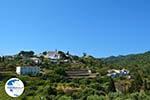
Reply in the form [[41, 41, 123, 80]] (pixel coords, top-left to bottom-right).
[[0, 50, 150, 100]]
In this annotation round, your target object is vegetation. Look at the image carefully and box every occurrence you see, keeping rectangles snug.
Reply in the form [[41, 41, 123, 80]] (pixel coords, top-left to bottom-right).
[[0, 50, 150, 100]]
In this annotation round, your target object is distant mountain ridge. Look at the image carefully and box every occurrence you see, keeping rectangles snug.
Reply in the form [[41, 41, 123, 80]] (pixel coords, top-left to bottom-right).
[[103, 51, 150, 67]]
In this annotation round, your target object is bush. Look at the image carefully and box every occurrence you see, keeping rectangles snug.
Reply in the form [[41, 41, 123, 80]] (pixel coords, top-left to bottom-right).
[[87, 95, 105, 100], [47, 87, 57, 95], [58, 95, 73, 100]]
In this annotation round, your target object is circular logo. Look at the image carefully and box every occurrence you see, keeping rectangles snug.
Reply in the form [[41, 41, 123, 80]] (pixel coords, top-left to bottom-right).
[[5, 78, 24, 97]]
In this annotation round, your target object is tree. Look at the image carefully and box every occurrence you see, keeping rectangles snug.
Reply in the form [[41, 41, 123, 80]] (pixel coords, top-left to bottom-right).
[[129, 73, 143, 93], [18, 51, 34, 57], [47, 87, 57, 95], [42, 51, 47, 55], [108, 78, 116, 92], [66, 51, 70, 55], [54, 67, 67, 76], [58, 51, 66, 59], [83, 52, 87, 57], [144, 79, 148, 91]]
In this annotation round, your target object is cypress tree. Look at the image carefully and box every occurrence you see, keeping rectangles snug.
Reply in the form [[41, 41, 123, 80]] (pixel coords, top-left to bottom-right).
[[108, 78, 116, 92]]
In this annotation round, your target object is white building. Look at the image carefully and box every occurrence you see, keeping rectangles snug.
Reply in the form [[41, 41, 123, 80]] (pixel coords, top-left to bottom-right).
[[107, 68, 129, 78], [16, 66, 40, 75], [30, 57, 42, 64], [40, 50, 60, 59], [46, 51, 60, 59]]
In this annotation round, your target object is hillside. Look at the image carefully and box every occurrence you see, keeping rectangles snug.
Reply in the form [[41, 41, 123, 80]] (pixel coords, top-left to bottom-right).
[[103, 51, 150, 68], [104, 51, 150, 63], [103, 51, 150, 81], [0, 50, 150, 100]]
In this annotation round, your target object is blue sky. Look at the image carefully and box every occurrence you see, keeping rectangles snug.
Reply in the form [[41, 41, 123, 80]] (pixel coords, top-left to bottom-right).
[[0, 0, 150, 57]]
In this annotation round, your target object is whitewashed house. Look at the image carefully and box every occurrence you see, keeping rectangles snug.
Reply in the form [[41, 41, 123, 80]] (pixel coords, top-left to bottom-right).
[[16, 66, 40, 75], [44, 50, 60, 59], [107, 68, 129, 78], [30, 57, 42, 64]]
